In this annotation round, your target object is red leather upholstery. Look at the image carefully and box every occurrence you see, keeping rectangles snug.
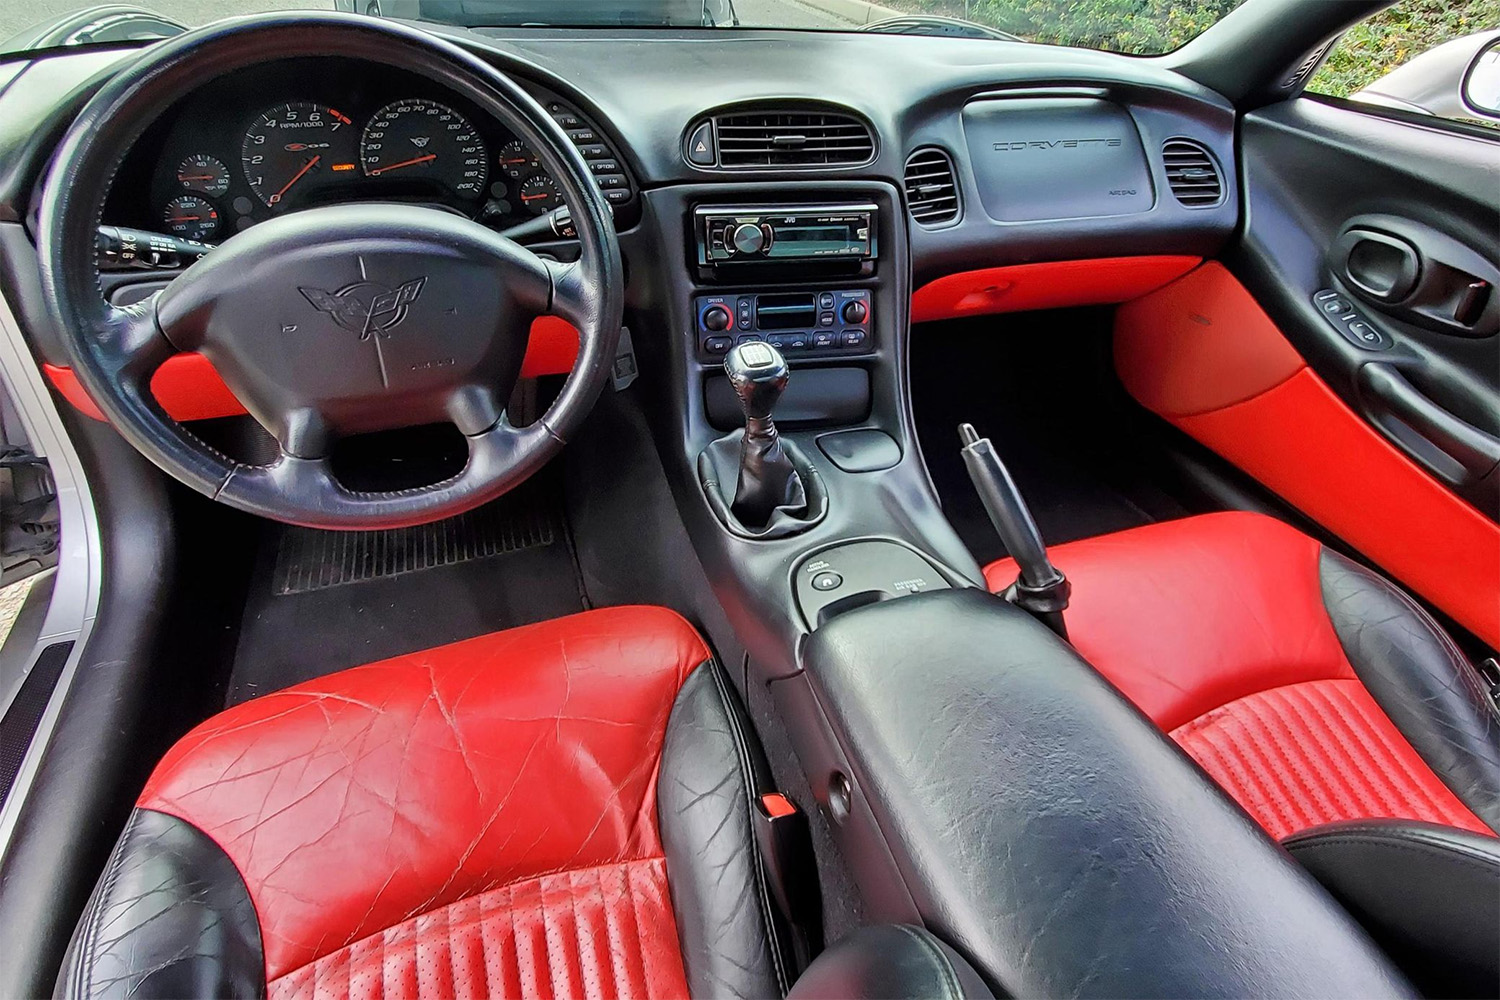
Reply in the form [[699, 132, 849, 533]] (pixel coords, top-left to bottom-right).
[[269, 858, 683, 1000], [984, 512, 1492, 839], [139, 605, 709, 994]]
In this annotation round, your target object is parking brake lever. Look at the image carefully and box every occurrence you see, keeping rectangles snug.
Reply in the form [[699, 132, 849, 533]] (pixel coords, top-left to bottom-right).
[[959, 423, 1070, 639]]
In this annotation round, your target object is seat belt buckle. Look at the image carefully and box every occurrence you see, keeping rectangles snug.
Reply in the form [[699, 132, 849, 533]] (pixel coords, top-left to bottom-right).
[[1476, 657, 1500, 713], [752, 792, 823, 963]]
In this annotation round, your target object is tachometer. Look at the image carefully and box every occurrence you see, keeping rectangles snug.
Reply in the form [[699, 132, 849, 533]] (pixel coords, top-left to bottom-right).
[[360, 99, 488, 198], [241, 102, 356, 207], [162, 194, 220, 241]]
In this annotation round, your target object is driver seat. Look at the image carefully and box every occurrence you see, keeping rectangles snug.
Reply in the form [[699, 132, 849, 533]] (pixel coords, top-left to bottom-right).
[[58, 606, 793, 1000]]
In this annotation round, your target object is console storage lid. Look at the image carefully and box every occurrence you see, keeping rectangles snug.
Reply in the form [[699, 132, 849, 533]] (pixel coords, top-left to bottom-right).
[[800, 588, 1413, 998]]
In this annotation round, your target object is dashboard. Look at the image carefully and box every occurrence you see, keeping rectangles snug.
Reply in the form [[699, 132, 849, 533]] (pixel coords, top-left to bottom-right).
[[103, 56, 635, 243]]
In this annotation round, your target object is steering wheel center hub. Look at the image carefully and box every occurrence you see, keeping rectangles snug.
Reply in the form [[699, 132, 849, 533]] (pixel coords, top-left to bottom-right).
[[156, 204, 551, 452]]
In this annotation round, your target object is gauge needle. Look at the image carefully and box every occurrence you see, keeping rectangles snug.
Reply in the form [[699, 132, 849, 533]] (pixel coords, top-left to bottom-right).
[[179, 175, 216, 181], [369, 153, 437, 176], [520, 193, 550, 202], [166, 216, 201, 222], [268, 155, 320, 205]]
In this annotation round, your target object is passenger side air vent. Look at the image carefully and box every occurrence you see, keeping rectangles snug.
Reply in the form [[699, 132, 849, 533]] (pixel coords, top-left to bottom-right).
[[708, 109, 875, 168], [904, 147, 960, 226], [1161, 139, 1224, 208]]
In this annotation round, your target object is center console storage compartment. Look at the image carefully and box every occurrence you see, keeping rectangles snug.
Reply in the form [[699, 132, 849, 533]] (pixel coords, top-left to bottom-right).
[[778, 588, 1411, 998], [705, 367, 870, 429]]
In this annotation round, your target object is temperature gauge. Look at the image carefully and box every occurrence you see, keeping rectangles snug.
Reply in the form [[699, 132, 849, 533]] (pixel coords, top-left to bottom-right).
[[176, 153, 230, 196], [162, 194, 220, 241]]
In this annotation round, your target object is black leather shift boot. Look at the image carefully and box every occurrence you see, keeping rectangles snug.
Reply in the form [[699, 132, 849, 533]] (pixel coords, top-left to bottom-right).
[[733, 415, 804, 526], [698, 432, 828, 539]]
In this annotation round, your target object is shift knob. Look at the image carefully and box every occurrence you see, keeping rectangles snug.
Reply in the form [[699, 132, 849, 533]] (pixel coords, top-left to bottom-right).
[[724, 341, 790, 421]]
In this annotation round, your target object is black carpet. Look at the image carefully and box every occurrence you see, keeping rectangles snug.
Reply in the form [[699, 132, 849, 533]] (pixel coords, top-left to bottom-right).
[[912, 309, 1193, 566], [225, 471, 587, 705]]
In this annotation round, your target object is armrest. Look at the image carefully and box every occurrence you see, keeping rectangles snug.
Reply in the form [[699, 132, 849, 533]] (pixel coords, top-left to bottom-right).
[[801, 588, 1414, 998], [787, 925, 991, 1000]]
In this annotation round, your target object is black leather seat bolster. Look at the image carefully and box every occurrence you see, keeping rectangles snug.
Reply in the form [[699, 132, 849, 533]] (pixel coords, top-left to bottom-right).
[[1286, 820, 1500, 999], [56, 808, 265, 1000], [787, 925, 992, 1000], [659, 659, 790, 999], [801, 588, 1416, 999], [1319, 549, 1500, 831]]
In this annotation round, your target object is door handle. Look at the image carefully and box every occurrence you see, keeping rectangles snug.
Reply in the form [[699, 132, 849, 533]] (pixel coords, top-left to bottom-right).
[[1357, 363, 1500, 486]]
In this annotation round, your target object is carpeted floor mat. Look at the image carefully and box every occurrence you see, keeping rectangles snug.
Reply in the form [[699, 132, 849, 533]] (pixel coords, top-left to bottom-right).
[[225, 471, 587, 705]]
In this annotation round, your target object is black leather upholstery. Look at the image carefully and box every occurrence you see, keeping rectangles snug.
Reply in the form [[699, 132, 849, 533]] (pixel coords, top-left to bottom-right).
[[801, 588, 1416, 999], [57, 809, 264, 1000], [1286, 820, 1500, 999], [659, 660, 790, 998], [1320, 550, 1500, 831], [786, 925, 992, 1000]]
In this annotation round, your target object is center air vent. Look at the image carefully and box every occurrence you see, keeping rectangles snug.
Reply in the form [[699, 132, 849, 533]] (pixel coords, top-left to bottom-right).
[[704, 109, 875, 168], [904, 147, 960, 226], [1162, 139, 1224, 208]]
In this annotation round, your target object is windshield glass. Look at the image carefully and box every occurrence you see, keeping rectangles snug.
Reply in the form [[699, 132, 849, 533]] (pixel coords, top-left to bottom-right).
[[1, 0, 1247, 58]]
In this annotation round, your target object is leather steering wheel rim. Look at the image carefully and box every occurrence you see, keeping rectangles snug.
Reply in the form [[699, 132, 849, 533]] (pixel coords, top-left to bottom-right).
[[37, 13, 624, 529]]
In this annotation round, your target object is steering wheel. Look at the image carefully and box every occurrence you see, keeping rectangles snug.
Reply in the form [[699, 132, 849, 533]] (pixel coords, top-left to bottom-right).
[[37, 13, 624, 529]]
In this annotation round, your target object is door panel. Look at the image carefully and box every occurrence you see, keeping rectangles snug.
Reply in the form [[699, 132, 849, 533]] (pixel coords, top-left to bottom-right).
[[1229, 97, 1500, 517], [1113, 95, 1499, 645]]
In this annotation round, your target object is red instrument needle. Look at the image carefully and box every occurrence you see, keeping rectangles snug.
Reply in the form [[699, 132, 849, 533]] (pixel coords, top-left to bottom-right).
[[369, 153, 437, 176], [268, 155, 320, 205]]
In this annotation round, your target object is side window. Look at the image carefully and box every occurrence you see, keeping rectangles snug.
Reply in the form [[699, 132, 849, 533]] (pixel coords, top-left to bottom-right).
[[1306, 0, 1500, 129]]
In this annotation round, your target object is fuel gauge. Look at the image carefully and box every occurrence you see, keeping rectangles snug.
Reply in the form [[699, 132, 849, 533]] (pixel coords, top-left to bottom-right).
[[176, 154, 230, 197], [517, 173, 561, 215]]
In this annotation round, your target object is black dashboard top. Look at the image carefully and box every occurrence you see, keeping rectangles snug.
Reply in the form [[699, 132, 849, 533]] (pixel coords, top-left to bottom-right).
[[0, 24, 1238, 277]]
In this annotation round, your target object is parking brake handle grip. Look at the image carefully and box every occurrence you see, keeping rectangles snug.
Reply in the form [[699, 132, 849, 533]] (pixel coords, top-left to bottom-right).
[[960, 423, 1070, 638]]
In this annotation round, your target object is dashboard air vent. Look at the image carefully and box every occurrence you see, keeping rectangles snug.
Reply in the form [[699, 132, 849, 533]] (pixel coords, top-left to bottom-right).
[[1161, 139, 1223, 208], [712, 110, 874, 168], [904, 147, 960, 226]]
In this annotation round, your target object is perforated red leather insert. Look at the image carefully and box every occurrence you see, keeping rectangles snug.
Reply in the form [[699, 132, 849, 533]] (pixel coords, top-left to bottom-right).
[[139, 605, 710, 981], [268, 858, 688, 1000], [1173, 680, 1491, 840], [983, 512, 1490, 839]]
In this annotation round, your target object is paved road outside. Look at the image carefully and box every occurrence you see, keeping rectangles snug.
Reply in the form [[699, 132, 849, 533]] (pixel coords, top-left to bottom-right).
[[4, 0, 853, 44]]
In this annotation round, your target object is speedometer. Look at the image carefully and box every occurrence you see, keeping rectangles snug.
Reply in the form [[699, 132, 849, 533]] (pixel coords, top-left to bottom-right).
[[360, 99, 488, 198]]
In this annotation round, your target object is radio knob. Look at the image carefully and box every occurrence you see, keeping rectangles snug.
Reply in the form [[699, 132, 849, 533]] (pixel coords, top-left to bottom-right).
[[731, 223, 767, 255], [703, 304, 732, 331], [841, 300, 868, 323]]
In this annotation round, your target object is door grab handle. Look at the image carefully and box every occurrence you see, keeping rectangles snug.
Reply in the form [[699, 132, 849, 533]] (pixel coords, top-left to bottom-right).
[[1357, 363, 1500, 483]]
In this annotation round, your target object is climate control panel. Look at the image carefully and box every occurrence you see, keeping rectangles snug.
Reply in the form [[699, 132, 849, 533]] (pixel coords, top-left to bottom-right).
[[694, 289, 872, 359]]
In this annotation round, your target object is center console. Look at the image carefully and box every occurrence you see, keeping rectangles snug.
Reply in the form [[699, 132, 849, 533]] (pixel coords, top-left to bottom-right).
[[629, 179, 1413, 999]]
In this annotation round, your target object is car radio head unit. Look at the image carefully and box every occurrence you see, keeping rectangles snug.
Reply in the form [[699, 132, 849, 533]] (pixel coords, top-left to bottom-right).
[[695, 203, 877, 265]]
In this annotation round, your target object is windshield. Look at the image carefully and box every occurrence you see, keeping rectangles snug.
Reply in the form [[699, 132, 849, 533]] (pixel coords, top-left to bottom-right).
[[1, 0, 1246, 57]]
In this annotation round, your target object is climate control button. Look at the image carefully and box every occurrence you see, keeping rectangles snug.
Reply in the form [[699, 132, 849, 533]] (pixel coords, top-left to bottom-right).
[[841, 299, 868, 323], [702, 305, 732, 331]]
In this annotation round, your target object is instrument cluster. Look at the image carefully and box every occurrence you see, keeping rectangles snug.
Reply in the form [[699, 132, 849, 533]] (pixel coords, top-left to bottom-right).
[[108, 58, 631, 244]]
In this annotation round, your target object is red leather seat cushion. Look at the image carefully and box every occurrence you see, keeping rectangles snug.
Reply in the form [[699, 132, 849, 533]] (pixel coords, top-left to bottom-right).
[[139, 605, 711, 994], [984, 512, 1491, 838]]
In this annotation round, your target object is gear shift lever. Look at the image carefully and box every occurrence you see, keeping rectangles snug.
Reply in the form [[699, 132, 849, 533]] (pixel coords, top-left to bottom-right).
[[725, 341, 802, 526]]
